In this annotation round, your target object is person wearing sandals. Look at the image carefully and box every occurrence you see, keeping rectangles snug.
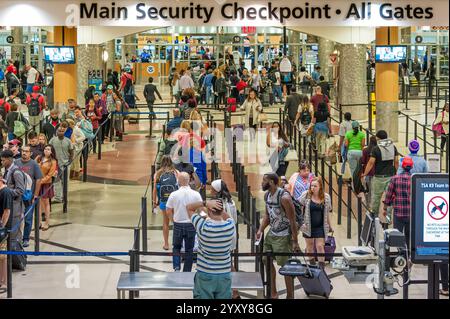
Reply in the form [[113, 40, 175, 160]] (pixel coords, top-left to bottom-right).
[[36, 145, 57, 231], [298, 176, 333, 270]]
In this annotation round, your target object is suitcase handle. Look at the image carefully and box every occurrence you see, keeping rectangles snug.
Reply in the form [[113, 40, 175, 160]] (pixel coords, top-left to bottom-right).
[[287, 259, 302, 265]]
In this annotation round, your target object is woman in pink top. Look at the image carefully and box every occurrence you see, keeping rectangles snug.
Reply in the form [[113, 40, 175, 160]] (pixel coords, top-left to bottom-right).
[[287, 160, 315, 201]]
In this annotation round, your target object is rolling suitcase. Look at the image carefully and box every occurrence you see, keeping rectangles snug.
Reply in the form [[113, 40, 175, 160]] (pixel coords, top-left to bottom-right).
[[297, 264, 333, 298], [11, 239, 27, 271], [279, 259, 333, 298]]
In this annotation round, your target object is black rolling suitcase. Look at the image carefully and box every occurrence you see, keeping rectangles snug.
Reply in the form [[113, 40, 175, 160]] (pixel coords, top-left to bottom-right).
[[11, 239, 27, 271], [279, 259, 333, 298]]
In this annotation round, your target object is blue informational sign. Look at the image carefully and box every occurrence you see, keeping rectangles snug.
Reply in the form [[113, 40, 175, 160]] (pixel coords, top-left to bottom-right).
[[411, 174, 449, 264], [88, 70, 103, 95]]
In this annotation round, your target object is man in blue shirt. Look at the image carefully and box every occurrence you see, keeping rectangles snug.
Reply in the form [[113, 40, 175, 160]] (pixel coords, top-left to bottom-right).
[[312, 66, 321, 83], [397, 139, 429, 174], [140, 49, 150, 63], [202, 69, 214, 106]]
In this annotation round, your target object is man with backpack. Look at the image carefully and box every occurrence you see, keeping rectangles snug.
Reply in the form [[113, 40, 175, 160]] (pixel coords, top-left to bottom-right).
[[15, 145, 42, 248], [256, 173, 299, 299], [284, 86, 302, 137], [120, 67, 136, 108], [0, 92, 11, 123], [25, 86, 46, 134], [156, 128, 179, 169], [310, 86, 330, 113], [1, 150, 26, 242], [214, 72, 228, 109]]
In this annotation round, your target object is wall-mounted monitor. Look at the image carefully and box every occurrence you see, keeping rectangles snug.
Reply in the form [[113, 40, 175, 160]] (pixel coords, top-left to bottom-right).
[[44, 46, 76, 64], [375, 45, 407, 63]]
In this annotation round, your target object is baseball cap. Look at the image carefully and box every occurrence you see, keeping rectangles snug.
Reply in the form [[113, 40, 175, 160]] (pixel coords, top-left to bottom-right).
[[8, 139, 21, 146], [352, 121, 360, 129], [32, 85, 41, 92], [402, 156, 414, 169], [107, 85, 114, 90], [408, 139, 420, 153]]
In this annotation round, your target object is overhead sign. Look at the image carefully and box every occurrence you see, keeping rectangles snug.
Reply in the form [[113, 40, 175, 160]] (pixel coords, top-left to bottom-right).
[[415, 35, 423, 43], [6, 36, 14, 44], [0, 1, 448, 27], [411, 174, 449, 264]]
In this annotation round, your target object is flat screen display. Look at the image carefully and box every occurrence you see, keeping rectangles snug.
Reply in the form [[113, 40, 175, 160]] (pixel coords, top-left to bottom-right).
[[44, 46, 75, 64], [411, 174, 449, 264], [375, 45, 407, 63]]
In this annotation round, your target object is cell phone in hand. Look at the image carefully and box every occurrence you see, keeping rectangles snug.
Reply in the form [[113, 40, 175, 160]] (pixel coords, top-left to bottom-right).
[[254, 240, 261, 246]]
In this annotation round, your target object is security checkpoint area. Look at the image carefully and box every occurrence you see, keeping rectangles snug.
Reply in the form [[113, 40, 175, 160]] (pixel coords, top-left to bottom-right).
[[0, 0, 449, 313]]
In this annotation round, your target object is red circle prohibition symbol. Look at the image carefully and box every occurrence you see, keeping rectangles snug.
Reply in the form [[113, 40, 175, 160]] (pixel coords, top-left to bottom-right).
[[427, 196, 449, 221]]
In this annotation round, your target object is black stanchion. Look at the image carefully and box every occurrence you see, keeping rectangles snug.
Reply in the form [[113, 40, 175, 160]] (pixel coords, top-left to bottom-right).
[[347, 183, 352, 239], [63, 167, 68, 214], [425, 97, 428, 126], [357, 197, 362, 246], [405, 115, 409, 147], [314, 148, 318, 177], [255, 211, 261, 273], [133, 228, 140, 298], [337, 176, 342, 225], [235, 219, 239, 272], [328, 164, 333, 207], [321, 156, 325, 179], [246, 185, 251, 240], [142, 197, 148, 252], [6, 232, 12, 298], [34, 199, 40, 252], [303, 137, 307, 159], [110, 112, 114, 143], [82, 143, 88, 183], [414, 120, 418, 142], [423, 126, 427, 160], [446, 139, 449, 173], [97, 128, 102, 160], [265, 253, 272, 299]]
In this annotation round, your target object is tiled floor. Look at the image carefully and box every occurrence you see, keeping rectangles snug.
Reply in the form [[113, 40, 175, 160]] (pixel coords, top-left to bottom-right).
[[3, 88, 448, 300]]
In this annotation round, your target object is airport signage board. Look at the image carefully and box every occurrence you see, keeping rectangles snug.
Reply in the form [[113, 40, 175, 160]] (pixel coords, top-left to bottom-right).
[[411, 174, 449, 264], [0, 1, 449, 27]]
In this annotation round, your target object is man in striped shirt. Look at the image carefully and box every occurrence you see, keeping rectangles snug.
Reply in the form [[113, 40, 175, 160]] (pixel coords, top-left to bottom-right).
[[187, 198, 236, 299]]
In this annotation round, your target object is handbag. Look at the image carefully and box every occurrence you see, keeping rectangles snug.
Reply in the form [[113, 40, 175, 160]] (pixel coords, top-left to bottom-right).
[[14, 112, 27, 138], [314, 232, 336, 262]]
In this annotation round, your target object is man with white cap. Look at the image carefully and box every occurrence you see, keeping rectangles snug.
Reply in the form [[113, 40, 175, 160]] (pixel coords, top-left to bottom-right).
[[165, 172, 203, 272]]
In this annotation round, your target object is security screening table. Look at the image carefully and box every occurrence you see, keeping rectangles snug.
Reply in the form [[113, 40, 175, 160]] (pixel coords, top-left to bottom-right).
[[117, 272, 264, 299]]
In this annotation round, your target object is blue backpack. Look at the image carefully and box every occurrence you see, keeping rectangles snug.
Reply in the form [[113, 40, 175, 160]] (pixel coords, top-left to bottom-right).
[[80, 120, 95, 140], [0, 69, 4, 81]]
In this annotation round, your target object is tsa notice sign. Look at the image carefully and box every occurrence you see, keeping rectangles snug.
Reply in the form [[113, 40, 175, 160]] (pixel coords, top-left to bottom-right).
[[423, 193, 449, 242], [411, 174, 449, 264]]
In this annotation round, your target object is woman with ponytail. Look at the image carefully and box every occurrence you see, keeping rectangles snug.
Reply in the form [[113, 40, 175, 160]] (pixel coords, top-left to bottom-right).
[[345, 121, 366, 176]]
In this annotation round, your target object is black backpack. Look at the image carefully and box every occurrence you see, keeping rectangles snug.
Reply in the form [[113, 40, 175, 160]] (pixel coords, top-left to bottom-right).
[[159, 171, 178, 203], [216, 77, 227, 93], [28, 95, 41, 116], [264, 189, 304, 229], [124, 77, 133, 95], [268, 71, 277, 83], [163, 140, 178, 156], [0, 100, 6, 120], [300, 108, 312, 125]]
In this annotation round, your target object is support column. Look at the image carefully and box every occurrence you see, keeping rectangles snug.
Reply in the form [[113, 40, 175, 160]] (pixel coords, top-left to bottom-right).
[[376, 27, 399, 141], [290, 30, 300, 69], [53, 27, 77, 106], [11, 27, 23, 67], [105, 40, 115, 72], [318, 37, 335, 82], [77, 45, 103, 106], [338, 44, 368, 121]]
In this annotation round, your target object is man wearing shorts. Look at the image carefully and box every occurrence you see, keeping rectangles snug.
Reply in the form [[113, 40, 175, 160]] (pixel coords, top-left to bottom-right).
[[257, 173, 299, 299]]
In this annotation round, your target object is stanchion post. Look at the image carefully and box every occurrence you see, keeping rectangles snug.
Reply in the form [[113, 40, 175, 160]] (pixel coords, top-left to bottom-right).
[[328, 164, 333, 207], [357, 197, 362, 246], [63, 166, 68, 214], [347, 183, 352, 239], [97, 127, 102, 160], [265, 253, 272, 299], [425, 97, 428, 126], [82, 143, 88, 183], [141, 197, 148, 252], [34, 199, 40, 252], [337, 176, 342, 225], [133, 227, 140, 298], [6, 232, 12, 298], [405, 115, 409, 147], [235, 219, 239, 272], [414, 120, 418, 142], [255, 211, 261, 272], [423, 125, 427, 160], [110, 112, 114, 143]]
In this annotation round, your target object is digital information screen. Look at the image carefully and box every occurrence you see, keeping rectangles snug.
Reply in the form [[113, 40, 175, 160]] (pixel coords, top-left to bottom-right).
[[375, 45, 407, 63], [44, 46, 76, 64], [411, 174, 449, 264]]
